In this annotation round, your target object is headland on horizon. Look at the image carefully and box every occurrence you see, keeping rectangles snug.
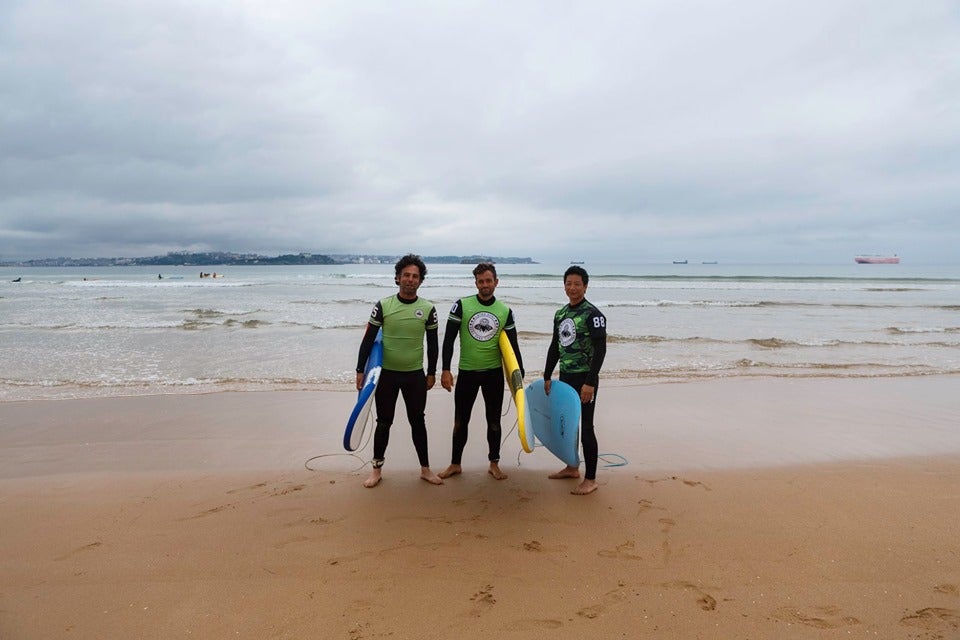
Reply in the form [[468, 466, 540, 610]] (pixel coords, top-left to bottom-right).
[[0, 251, 538, 267]]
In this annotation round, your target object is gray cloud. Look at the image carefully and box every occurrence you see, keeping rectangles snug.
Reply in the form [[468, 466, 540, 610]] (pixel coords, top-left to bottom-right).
[[1, 0, 958, 263]]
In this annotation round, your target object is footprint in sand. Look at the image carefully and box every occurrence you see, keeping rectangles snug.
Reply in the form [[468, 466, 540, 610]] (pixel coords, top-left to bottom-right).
[[636, 498, 665, 515], [658, 518, 676, 564], [226, 482, 268, 494], [469, 584, 496, 617], [643, 476, 711, 490], [521, 540, 566, 553], [576, 584, 629, 619], [458, 531, 489, 541], [577, 604, 604, 619], [270, 483, 305, 496], [681, 479, 711, 491], [347, 621, 370, 640], [663, 581, 718, 611], [773, 605, 860, 629], [899, 607, 960, 631], [597, 540, 642, 560], [181, 503, 236, 520], [934, 584, 959, 597]]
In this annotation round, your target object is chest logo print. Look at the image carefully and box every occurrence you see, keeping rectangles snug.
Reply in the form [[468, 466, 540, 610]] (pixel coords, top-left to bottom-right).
[[559, 318, 577, 347], [468, 311, 500, 342]]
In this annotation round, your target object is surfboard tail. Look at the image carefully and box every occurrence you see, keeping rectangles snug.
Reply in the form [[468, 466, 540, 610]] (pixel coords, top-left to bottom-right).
[[517, 389, 534, 453], [524, 379, 581, 466], [343, 329, 383, 451], [499, 331, 533, 452]]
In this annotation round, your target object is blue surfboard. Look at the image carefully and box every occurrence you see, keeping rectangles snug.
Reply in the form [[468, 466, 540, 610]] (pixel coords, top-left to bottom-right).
[[524, 379, 581, 467], [344, 329, 383, 451]]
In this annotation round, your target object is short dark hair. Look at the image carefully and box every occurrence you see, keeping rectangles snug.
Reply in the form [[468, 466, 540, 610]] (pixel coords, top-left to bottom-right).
[[473, 262, 497, 279], [563, 265, 589, 286], [395, 254, 427, 283]]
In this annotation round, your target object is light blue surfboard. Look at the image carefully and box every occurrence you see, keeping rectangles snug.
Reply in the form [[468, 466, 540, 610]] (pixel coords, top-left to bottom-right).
[[343, 329, 383, 451], [525, 379, 581, 467]]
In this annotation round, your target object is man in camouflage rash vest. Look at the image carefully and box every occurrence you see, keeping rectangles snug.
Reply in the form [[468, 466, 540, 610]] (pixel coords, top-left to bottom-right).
[[543, 265, 607, 495]]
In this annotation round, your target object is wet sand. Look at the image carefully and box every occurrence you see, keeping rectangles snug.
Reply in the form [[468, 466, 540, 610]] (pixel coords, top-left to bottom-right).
[[1, 376, 959, 639]]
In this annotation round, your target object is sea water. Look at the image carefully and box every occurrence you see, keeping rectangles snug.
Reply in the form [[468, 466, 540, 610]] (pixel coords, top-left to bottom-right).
[[1, 263, 958, 402]]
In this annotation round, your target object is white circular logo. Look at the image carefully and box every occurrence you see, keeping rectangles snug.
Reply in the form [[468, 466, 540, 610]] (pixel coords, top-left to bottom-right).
[[415, 309, 424, 318], [468, 311, 499, 342], [558, 318, 577, 347]]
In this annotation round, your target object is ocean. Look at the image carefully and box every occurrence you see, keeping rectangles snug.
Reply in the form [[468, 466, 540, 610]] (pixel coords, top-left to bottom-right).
[[1, 262, 958, 402]]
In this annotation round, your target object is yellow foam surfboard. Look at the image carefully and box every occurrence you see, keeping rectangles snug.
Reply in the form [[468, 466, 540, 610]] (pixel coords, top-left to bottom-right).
[[499, 331, 533, 453]]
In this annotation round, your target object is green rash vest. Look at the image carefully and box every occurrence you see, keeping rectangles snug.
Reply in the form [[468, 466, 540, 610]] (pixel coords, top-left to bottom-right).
[[450, 296, 512, 371], [369, 295, 439, 372]]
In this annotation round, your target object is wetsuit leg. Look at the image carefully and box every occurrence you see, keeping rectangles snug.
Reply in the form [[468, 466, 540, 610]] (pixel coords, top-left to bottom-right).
[[398, 370, 430, 467], [372, 370, 402, 463], [580, 393, 599, 480], [560, 372, 599, 480], [479, 368, 505, 462], [451, 370, 482, 465]]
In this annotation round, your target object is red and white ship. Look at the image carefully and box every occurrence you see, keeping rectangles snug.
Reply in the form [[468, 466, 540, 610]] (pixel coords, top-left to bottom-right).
[[855, 255, 900, 264]]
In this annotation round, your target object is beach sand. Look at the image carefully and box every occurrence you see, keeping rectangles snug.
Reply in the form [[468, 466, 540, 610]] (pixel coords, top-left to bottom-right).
[[2, 377, 959, 639]]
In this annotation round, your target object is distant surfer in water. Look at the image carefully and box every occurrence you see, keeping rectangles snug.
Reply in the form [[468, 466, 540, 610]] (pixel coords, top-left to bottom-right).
[[355, 254, 442, 488], [438, 262, 524, 481], [543, 265, 607, 495]]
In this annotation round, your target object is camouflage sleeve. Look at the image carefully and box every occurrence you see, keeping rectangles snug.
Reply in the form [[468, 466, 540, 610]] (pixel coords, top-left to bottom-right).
[[586, 308, 607, 386]]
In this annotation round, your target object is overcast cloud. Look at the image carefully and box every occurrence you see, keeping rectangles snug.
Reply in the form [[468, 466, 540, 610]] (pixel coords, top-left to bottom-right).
[[1, 0, 958, 263]]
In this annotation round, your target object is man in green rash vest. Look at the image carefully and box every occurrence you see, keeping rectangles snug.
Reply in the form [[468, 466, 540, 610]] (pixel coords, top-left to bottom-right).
[[543, 265, 607, 495], [438, 262, 524, 480], [355, 254, 443, 488]]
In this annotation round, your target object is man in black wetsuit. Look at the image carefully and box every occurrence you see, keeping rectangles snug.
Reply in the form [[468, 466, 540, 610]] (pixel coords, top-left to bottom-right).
[[438, 262, 523, 480], [355, 254, 443, 488], [543, 265, 607, 495]]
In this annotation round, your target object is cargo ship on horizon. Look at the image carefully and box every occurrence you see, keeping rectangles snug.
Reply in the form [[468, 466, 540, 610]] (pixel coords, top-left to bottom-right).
[[855, 255, 900, 264]]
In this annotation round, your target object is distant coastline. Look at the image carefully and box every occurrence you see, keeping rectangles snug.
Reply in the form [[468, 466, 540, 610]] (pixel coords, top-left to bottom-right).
[[0, 251, 538, 267]]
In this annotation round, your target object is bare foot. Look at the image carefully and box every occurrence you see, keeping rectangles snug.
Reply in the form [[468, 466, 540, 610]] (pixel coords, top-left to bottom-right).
[[571, 479, 598, 495], [437, 464, 462, 479], [420, 468, 444, 485], [488, 463, 508, 480], [363, 468, 382, 488], [548, 465, 581, 479]]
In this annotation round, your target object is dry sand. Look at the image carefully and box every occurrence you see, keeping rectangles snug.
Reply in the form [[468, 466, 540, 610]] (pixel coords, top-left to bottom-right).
[[2, 376, 959, 639]]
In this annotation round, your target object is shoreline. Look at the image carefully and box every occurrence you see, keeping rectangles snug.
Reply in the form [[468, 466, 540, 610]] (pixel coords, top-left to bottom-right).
[[2, 375, 959, 479], [4, 369, 959, 405]]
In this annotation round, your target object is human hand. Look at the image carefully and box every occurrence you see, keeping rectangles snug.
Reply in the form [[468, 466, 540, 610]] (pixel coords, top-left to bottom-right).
[[441, 371, 454, 392], [580, 384, 595, 404]]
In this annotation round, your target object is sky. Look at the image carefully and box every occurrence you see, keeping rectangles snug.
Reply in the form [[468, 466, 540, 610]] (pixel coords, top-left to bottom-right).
[[1, 1, 958, 264]]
